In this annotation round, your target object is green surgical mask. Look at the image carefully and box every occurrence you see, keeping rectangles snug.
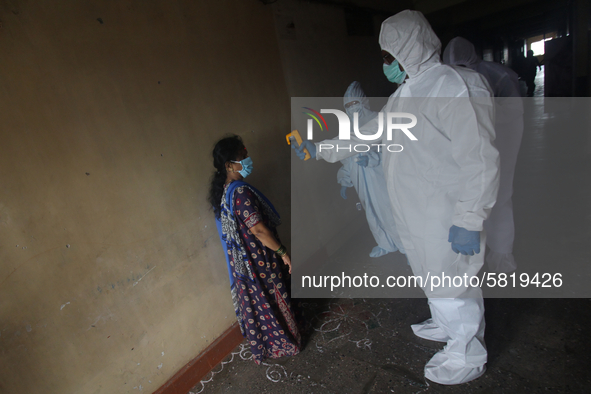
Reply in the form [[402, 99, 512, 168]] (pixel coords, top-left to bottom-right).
[[383, 60, 407, 84]]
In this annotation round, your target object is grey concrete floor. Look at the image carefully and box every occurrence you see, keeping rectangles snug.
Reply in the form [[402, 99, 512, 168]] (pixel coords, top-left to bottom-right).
[[190, 98, 591, 393], [191, 297, 591, 393]]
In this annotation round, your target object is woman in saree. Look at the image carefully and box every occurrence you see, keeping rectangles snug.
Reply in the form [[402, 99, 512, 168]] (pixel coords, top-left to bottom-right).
[[208, 135, 301, 364]]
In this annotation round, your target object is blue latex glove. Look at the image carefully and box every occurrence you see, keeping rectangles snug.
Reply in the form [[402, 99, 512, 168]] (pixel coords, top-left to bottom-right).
[[356, 155, 369, 167], [292, 140, 317, 160], [340, 185, 348, 199], [448, 225, 480, 255]]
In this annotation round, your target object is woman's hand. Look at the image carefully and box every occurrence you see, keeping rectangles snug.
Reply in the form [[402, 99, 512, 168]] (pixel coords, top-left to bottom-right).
[[282, 253, 292, 274]]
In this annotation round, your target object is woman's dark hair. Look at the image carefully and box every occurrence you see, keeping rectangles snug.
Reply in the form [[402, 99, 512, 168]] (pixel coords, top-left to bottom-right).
[[208, 135, 245, 218]]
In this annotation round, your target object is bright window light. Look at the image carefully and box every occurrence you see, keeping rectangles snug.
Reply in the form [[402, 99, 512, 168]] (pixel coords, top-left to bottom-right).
[[531, 38, 552, 56]]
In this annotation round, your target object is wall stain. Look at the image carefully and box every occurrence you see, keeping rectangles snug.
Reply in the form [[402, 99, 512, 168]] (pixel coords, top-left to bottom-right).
[[96, 265, 156, 294], [202, 235, 214, 248], [133, 266, 156, 287], [86, 308, 115, 331]]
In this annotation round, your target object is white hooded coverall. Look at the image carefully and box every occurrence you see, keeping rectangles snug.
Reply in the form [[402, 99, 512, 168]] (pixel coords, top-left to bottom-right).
[[315, 11, 500, 385], [443, 37, 524, 273], [338, 81, 405, 256]]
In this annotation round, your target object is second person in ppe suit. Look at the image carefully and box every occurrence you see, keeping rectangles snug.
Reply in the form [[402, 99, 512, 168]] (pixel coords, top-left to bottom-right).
[[443, 37, 524, 273], [295, 10, 499, 385], [338, 81, 404, 257]]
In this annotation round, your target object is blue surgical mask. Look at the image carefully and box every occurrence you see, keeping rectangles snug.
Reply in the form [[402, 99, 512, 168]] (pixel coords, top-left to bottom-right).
[[231, 157, 253, 178], [383, 60, 407, 84]]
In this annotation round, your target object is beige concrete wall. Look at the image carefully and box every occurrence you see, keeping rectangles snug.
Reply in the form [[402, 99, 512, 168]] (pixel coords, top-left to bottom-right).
[[271, 0, 397, 264], [272, 0, 394, 97], [0, 1, 290, 393]]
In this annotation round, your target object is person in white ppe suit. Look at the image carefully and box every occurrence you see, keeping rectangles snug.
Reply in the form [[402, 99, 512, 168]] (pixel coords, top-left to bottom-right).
[[443, 37, 524, 273], [338, 81, 405, 257], [295, 10, 499, 385]]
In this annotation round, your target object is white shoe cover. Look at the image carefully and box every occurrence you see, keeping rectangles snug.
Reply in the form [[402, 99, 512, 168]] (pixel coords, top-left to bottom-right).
[[369, 246, 393, 257], [486, 250, 517, 273], [425, 349, 486, 385], [411, 319, 450, 342], [424, 296, 487, 385]]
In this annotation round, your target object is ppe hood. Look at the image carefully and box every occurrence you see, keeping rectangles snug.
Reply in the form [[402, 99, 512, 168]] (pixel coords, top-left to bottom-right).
[[379, 10, 441, 78], [442, 37, 480, 69]]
